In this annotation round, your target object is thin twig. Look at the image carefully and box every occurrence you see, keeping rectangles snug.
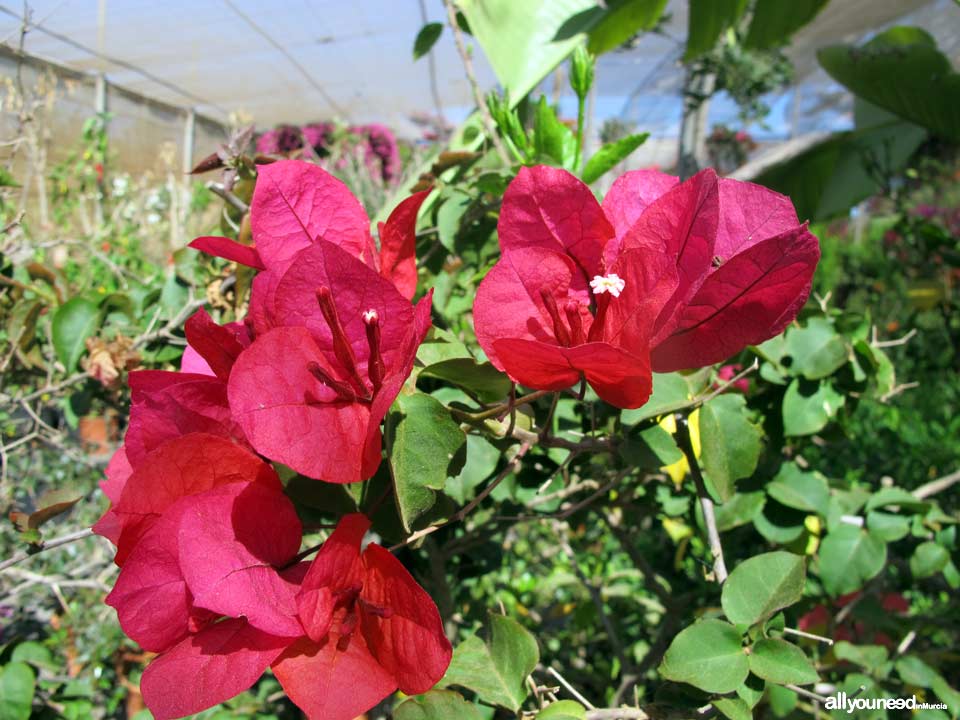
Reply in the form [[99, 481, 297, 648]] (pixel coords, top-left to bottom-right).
[[913, 468, 960, 499], [442, 0, 512, 166], [206, 181, 249, 214], [674, 413, 727, 583], [786, 685, 830, 703], [547, 666, 595, 709], [783, 627, 834, 645], [0, 528, 95, 573], [871, 326, 917, 348], [586, 710, 650, 720]]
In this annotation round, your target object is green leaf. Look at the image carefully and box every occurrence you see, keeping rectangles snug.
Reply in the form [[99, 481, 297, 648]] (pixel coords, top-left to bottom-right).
[[818, 525, 887, 596], [736, 674, 766, 709], [712, 696, 752, 720], [684, 0, 748, 59], [420, 358, 511, 404], [896, 655, 939, 688], [436, 190, 473, 252], [910, 541, 950, 579], [394, 690, 485, 720], [0, 661, 35, 720], [818, 27, 960, 140], [534, 96, 577, 168], [834, 641, 889, 676], [621, 371, 708, 424], [442, 613, 539, 711], [389, 392, 466, 531], [782, 378, 845, 437], [865, 511, 911, 542], [413, 22, 443, 60], [714, 491, 765, 532], [698, 394, 762, 501], [586, 0, 669, 55], [445, 434, 501, 504], [9, 642, 55, 671], [581, 132, 649, 184], [0, 166, 21, 187], [785, 318, 848, 380], [537, 700, 587, 719], [458, 0, 596, 99], [51, 297, 102, 370], [864, 487, 929, 513], [659, 619, 749, 694], [749, 638, 818, 685], [754, 121, 926, 222], [744, 0, 828, 50], [766, 463, 830, 515], [722, 551, 806, 627], [767, 684, 798, 718]]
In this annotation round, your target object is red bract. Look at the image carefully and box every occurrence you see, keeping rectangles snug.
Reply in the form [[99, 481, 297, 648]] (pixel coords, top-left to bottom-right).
[[93, 433, 279, 565], [228, 239, 432, 483], [189, 160, 429, 299], [97, 438, 306, 720], [272, 513, 452, 720], [473, 165, 819, 408]]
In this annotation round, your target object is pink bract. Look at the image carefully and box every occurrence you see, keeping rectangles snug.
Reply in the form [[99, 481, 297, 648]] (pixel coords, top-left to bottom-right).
[[472, 165, 819, 408]]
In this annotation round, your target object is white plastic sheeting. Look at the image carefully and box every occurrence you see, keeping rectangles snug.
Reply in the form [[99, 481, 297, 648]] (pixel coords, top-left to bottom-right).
[[1, 0, 957, 142]]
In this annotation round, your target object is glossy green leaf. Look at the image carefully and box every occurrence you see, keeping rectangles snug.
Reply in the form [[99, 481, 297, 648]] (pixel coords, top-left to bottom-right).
[[698, 394, 762, 501], [766, 463, 830, 515], [782, 378, 845, 436], [818, 525, 887, 596], [749, 638, 818, 685], [818, 27, 960, 140], [394, 690, 484, 720], [586, 0, 668, 55], [581, 132, 649, 184], [744, 0, 828, 50], [659, 619, 749, 693], [389, 392, 466, 530], [910, 541, 950, 579], [722, 551, 806, 626], [51, 297, 102, 371], [685, 0, 747, 59], [419, 358, 511, 404], [442, 613, 539, 711], [413, 22, 443, 60], [0, 662, 35, 720], [785, 318, 848, 380], [458, 0, 596, 99]]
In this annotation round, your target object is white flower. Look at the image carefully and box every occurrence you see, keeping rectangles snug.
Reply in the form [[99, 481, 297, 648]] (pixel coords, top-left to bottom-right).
[[589, 273, 626, 298]]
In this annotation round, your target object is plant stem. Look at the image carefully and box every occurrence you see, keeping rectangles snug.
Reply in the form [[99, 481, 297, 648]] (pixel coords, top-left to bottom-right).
[[673, 413, 727, 583]]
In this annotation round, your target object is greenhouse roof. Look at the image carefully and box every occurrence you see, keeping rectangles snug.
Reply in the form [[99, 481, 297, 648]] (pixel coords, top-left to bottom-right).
[[0, 0, 958, 139]]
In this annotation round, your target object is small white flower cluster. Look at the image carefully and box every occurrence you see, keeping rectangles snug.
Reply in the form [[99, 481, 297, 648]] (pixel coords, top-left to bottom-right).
[[589, 273, 626, 298]]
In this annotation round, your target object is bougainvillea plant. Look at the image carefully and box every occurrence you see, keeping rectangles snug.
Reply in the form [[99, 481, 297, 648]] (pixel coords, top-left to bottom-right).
[[92, 157, 820, 719]]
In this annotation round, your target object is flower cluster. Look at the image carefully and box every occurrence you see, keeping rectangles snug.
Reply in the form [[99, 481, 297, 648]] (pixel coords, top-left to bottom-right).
[[94, 160, 819, 718], [256, 122, 401, 183], [94, 160, 448, 720], [473, 166, 819, 408]]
